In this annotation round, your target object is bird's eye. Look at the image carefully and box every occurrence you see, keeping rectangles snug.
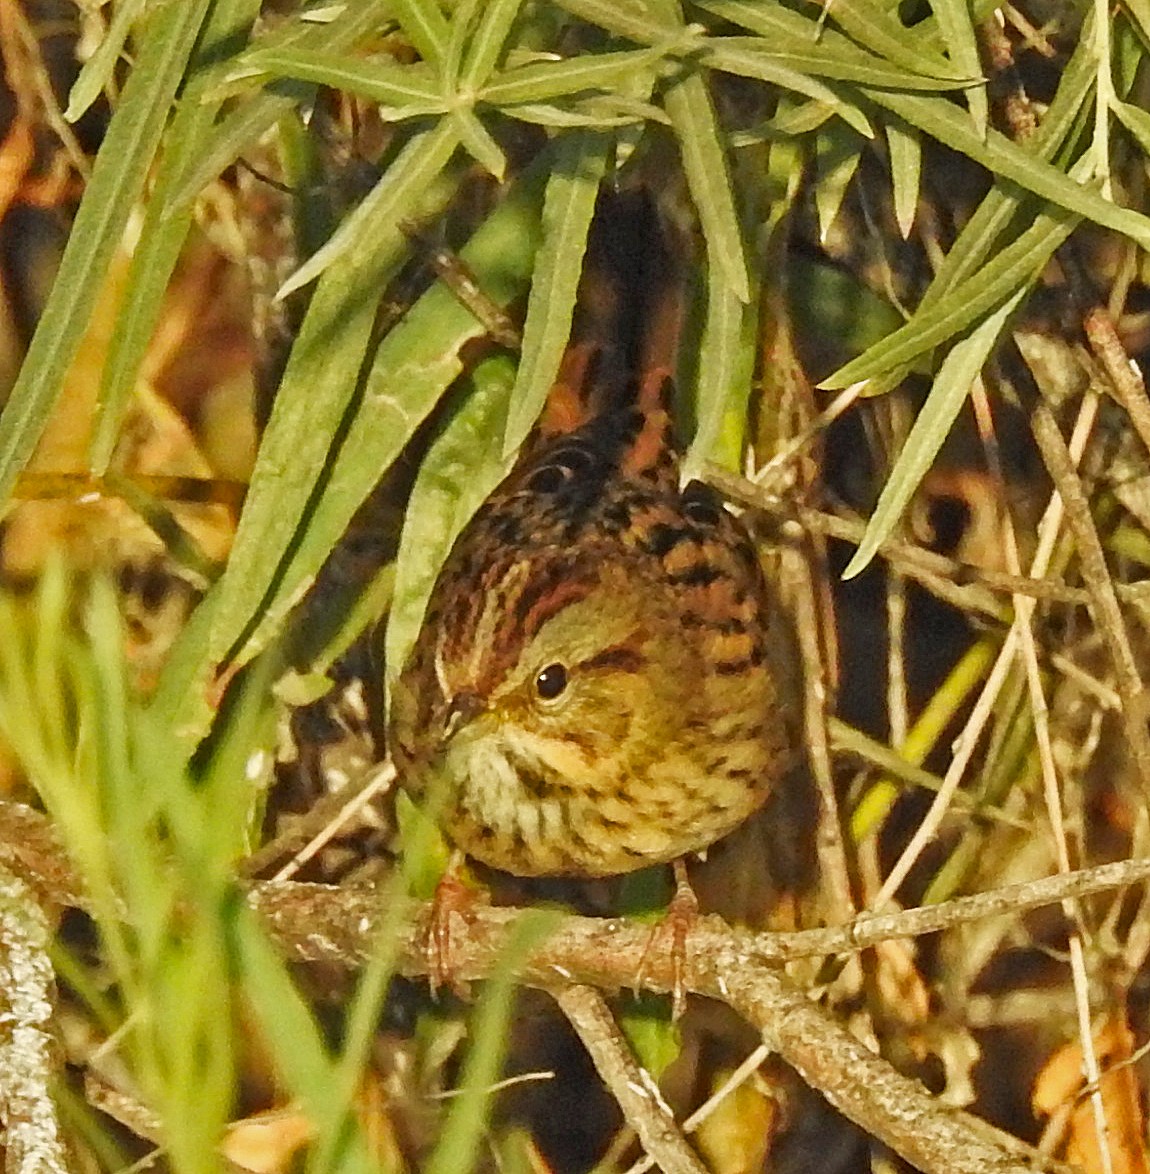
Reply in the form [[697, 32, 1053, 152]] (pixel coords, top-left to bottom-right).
[[525, 444, 594, 494], [534, 663, 569, 701], [682, 483, 722, 527]]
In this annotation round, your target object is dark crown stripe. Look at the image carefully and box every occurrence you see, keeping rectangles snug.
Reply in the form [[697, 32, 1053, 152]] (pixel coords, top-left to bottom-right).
[[475, 561, 597, 691]]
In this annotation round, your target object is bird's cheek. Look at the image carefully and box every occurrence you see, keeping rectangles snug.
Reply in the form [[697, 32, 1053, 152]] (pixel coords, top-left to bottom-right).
[[560, 684, 635, 745]]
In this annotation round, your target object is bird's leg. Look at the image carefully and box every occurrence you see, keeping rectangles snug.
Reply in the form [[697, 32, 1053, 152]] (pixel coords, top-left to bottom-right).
[[424, 851, 481, 996], [635, 858, 699, 1020]]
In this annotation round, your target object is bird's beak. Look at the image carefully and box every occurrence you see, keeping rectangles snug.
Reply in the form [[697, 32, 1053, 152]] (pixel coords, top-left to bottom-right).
[[442, 689, 484, 744]]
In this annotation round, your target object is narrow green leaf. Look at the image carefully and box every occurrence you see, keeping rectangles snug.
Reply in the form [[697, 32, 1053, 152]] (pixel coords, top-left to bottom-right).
[[887, 122, 921, 237], [927, 0, 988, 135], [1113, 98, 1150, 159], [555, 0, 873, 135], [502, 130, 609, 457], [797, 0, 951, 76], [205, 123, 462, 669], [555, 0, 698, 44], [459, 0, 525, 89], [702, 0, 966, 81], [387, 355, 519, 687], [1124, 0, 1150, 46], [840, 22, 1095, 393], [424, 912, 559, 1174], [390, 0, 451, 68], [869, 87, 1150, 250], [682, 266, 757, 479], [669, 75, 750, 303], [221, 155, 549, 677], [1115, 13, 1145, 95], [760, 99, 838, 137], [452, 108, 508, 179], [696, 43, 875, 137], [502, 99, 660, 127], [842, 289, 1026, 579], [0, 0, 212, 506], [620, 994, 683, 1079], [321, 811, 450, 1174], [65, 0, 147, 121], [149, 587, 220, 733], [167, 0, 395, 213], [0, 0, 213, 507], [279, 119, 461, 298], [814, 127, 863, 243], [714, 38, 973, 91], [560, 0, 1143, 242], [89, 0, 262, 474], [644, 0, 750, 301], [233, 49, 444, 109], [480, 46, 673, 105], [822, 202, 1076, 387], [234, 909, 377, 1174], [444, 0, 484, 84]]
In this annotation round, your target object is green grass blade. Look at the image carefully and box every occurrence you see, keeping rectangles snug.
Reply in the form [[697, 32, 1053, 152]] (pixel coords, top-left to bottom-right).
[[0, 0, 212, 505], [89, 0, 262, 474], [424, 912, 559, 1174], [1113, 98, 1150, 158], [926, 0, 988, 135], [220, 155, 548, 679], [842, 288, 1027, 579], [234, 908, 377, 1174], [168, 0, 395, 213], [387, 355, 519, 688], [460, 0, 525, 89], [205, 123, 462, 671], [232, 49, 444, 110], [501, 129, 609, 457], [390, 0, 451, 67], [64, 0, 147, 121], [822, 200, 1077, 387]]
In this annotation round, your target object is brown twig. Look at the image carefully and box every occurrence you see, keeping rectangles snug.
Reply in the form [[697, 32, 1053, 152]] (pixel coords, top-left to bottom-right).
[[8, 799, 1145, 1174], [236, 854, 1150, 977], [1061, 243, 1150, 461], [1028, 401, 1150, 800], [0, 861, 72, 1174], [977, 13, 1150, 805], [249, 884, 1080, 1174], [783, 542, 856, 923], [550, 984, 707, 1174], [707, 466, 1090, 615]]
